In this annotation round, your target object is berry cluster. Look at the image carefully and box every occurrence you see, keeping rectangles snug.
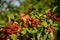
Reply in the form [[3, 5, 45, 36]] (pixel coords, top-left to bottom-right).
[[31, 18, 41, 27], [46, 25, 54, 33], [2, 21, 20, 36], [20, 13, 42, 28], [48, 11, 60, 21]]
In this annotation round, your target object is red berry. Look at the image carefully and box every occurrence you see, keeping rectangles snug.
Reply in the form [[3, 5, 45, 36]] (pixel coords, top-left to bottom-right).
[[20, 12, 25, 17], [2, 28, 6, 33], [23, 24, 28, 28], [46, 29, 49, 32], [10, 21, 14, 25], [50, 30, 53, 33], [6, 30, 11, 34], [31, 18, 35, 21], [47, 25, 50, 28], [48, 11, 51, 16], [15, 24, 20, 28], [51, 26, 54, 30], [32, 21, 35, 24], [56, 18, 60, 21], [31, 23, 35, 27], [13, 30, 18, 34]]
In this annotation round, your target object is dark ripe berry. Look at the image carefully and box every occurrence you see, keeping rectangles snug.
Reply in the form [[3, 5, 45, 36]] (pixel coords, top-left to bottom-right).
[[23, 24, 28, 28], [12, 28, 17, 31], [31, 18, 35, 21], [10, 26, 17, 31], [2, 28, 6, 33], [49, 30, 53, 33], [46, 29, 49, 32], [48, 11, 52, 16], [31, 23, 35, 27], [13, 30, 18, 34], [15, 24, 20, 28], [6, 30, 11, 34]]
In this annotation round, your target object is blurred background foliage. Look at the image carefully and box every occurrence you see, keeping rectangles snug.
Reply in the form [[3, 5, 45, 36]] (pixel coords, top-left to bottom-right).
[[0, 0, 60, 27]]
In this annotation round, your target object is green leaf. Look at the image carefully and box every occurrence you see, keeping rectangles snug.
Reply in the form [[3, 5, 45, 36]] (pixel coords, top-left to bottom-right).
[[49, 19, 53, 24], [53, 6, 58, 12], [7, 13, 14, 19], [42, 21, 48, 27], [54, 27, 59, 30], [32, 30, 37, 34], [44, 35, 47, 40], [52, 23, 58, 26], [10, 34, 17, 40], [37, 32, 41, 40], [48, 34, 51, 39]]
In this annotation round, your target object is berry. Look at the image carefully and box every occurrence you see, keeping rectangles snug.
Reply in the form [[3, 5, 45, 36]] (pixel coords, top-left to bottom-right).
[[47, 25, 50, 28], [51, 26, 54, 30], [6, 24, 11, 29], [46, 29, 49, 32], [23, 24, 28, 28], [31, 18, 35, 21], [31, 23, 35, 27], [20, 12, 25, 17], [13, 30, 18, 34], [10, 21, 14, 25], [2, 28, 6, 33], [48, 11, 52, 16], [24, 14, 30, 20], [50, 30, 53, 33], [6, 30, 11, 34], [56, 18, 60, 21], [15, 24, 20, 28]]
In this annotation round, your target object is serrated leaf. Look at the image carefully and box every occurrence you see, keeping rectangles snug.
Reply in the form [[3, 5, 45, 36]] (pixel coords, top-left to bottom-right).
[[7, 13, 14, 19], [10, 34, 17, 40]]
